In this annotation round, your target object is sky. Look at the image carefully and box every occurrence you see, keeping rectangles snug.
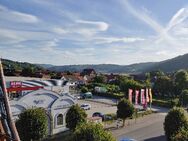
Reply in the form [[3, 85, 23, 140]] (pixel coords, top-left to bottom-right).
[[0, 0, 188, 65]]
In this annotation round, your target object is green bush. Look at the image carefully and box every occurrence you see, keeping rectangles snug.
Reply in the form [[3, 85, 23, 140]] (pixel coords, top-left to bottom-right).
[[104, 113, 117, 121], [117, 98, 135, 126], [93, 92, 124, 99], [171, 127, 188, 141], [164, 107, 188, 141], [16, 108, 48, 141], [74, 122, 115, 141], [66, 104, 87, 131], [152, 99, 171, 108], [180, 89, 188, 107], [170, 98, 180, 108], [81, 86, 88, 93]]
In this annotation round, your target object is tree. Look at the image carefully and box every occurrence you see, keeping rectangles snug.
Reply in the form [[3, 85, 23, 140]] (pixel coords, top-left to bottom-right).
[[117, 98, 135, 126], [153, 76, 174, 97], [180, 89, 188, 107], [171, 127, 188, 141], [81, 86, 89, 93], [93, 75, 107, 83], [164, 107, 188, 141], [66, 104, 87, 130], [119, 78, 143, 96], [21, 67, 36, 77], [74, 122, 115, 141], [174, 70, 188, 95], [16, 108, 48, 141], [149, 70, 165, 78]]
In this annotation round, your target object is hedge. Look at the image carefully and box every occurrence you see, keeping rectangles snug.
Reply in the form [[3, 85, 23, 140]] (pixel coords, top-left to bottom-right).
[[152, 99, 171, 108], [93, 91, 124, 99]]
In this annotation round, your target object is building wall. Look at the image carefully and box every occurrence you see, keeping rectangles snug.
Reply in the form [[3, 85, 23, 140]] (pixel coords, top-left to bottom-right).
[[10, 89, 76, 135]]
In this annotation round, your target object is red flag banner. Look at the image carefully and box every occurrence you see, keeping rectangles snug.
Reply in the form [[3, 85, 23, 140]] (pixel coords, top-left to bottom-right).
[[129, 89, 133, 103], [135, 90, 139, 105], [149, 88, 152, 103], [146, 88, 149, 103], [141, 89, 145, 104]]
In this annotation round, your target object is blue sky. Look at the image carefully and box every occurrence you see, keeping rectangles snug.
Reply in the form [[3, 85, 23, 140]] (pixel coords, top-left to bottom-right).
[[0, 0, 188, 65]]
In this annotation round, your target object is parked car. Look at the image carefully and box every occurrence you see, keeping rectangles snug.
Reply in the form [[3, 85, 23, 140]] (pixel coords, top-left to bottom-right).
[[80, 104, 91, 110], [80, 92, 93, 99], [119, 138, 137, 141], [74, 95, 81, 100], [92, 112, 105, 121]]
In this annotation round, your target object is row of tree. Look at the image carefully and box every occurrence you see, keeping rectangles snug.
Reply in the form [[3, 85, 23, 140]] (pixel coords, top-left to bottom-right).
[[153, 70, 188, 97], [15, 98, 135, 141]]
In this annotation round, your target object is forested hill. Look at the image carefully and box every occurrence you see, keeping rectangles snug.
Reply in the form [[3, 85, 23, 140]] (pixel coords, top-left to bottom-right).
[[48, 62, 156, 73], [144, 53, 188, 72], [48, 53, 188, 73], [2, 59, 43, 71], [2, 53, 188, 74]]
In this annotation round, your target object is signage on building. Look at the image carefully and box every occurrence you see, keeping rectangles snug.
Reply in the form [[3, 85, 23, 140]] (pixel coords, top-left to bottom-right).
[[10, 81, 22, 88]]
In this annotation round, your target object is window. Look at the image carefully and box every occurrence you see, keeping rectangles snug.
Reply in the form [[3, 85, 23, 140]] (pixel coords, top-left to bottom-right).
[[57, 114, 63, 126]]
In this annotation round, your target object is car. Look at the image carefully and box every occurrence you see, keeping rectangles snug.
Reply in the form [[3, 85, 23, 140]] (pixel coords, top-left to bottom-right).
[[92, 112, 105, 121], [74, 95, 81, 100], [119, 138, 137, 141], [80, 104, 91, 110], [80, 92, 93, 99]]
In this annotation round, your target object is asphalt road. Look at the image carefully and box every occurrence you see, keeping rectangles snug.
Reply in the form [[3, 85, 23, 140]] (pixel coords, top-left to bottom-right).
[[112, 113, 167, 141], [77, 99, 117, 117], [77, 97, 168, 141]]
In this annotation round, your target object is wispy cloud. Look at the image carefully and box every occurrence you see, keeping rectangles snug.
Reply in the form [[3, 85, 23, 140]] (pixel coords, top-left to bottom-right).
[[76, 20, 109, 31], [0, 5, 39, 23], [121, 1, 188, 46], [93, 37, 145, 44], [1, 0, 188, 65], [121, 1, 164, 34]]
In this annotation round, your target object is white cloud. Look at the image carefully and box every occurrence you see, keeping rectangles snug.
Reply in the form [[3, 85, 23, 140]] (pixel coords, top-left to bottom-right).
[[76, 20, 109, 31], [0, 5, 39, 23], [167, 8, 188, 30], [156, 51, 168, 55], [93, 37, 145, 44], [52, 27, 68, 34], [52, 20, 109, 37], [121, 1, 163, 34], [39, 40, 58, 52], [0, 28, 54, 45]]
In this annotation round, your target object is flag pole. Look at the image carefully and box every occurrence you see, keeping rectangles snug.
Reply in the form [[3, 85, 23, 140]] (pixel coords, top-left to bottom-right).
[[0, 59, 20, 141]]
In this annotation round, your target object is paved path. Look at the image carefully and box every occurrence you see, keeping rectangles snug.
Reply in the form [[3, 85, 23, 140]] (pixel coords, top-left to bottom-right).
[[112, 113, 167, 141]]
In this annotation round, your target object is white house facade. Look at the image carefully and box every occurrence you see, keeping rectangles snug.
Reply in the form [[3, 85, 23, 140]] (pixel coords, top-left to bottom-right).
[[10, 89, 76, 135]]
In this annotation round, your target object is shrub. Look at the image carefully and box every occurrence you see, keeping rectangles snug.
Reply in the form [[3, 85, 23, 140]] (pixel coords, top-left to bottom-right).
[[104, 113, 117, 121], [170, 98, 180, 108], [66, 104, 87, 131], [74, 122, 115, 141], [180, 89, 188, 107], [152, 99, 171, 108], [16, 108, 48, 141], [171, 127, 188, 141], [81, 86, 88, 93], [164, 107, 188, 141], [117, 98, 134, 126]]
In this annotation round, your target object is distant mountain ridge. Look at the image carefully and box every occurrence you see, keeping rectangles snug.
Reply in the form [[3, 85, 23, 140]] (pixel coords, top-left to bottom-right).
[[3, 53, 188, 74], [48, 62, 156, 73], [48, 53, 188, 73]]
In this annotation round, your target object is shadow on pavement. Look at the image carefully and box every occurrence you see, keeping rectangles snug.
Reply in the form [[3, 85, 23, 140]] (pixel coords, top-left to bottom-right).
[[144, 135, 166, 141]]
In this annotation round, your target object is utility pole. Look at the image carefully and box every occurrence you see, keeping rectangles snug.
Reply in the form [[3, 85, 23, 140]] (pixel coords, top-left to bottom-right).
[[0, 59, 20, 141]]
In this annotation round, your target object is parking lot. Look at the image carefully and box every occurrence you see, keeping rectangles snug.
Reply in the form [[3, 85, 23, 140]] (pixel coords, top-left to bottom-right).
[[77, 99, 117, 117]]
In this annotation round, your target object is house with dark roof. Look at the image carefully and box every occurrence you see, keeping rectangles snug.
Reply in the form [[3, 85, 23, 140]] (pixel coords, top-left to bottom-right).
[[81, 68, 96, 77]]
